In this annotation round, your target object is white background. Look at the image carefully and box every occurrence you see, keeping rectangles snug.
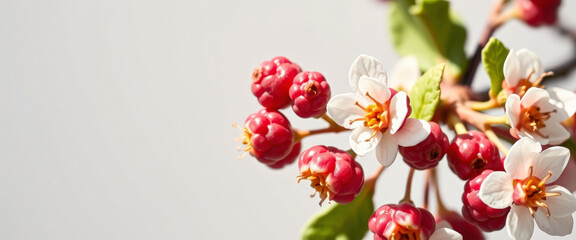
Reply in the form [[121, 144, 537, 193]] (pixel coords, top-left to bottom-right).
[[0, 0, 575, 239]]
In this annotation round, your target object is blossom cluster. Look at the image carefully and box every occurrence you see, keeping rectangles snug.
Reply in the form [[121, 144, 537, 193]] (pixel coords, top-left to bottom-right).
[[235, 0, 576, 239]]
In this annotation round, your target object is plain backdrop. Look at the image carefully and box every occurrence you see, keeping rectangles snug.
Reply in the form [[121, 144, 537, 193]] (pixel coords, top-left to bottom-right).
[[0, 0, 575, 239]]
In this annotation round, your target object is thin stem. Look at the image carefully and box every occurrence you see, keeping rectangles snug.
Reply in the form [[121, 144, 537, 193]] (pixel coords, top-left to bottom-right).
[[364, 165, 386, 193], [484, 125, 509, 156], [400, 168, 416, 204], [423, 169, 431, 210], [467, 99, 500, 111], [293, 115, 349, 142], [462, 0, 509, 86], [484, 115, 508, 126], [448, 113, 468, 135], [430, 168, 448, 215]]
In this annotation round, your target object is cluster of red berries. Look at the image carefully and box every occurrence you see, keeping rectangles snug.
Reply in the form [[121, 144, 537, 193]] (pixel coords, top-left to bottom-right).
[[241, 56, 365, 204]]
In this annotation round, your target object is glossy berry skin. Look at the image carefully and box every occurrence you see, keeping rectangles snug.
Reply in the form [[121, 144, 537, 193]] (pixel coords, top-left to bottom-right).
[[266, 142, 301, 169], [289, 71, 331, 118], [243, 109, 294, 164], [446, 131, 504, 180], [297, 145, 364, 205], [369, 202, 435, 240], [399, 121, 449, 170], [517, 0, 561, 27], [251, 56, 302, 110], [436, 211, 485, 240], [462, 170, 510, 232]]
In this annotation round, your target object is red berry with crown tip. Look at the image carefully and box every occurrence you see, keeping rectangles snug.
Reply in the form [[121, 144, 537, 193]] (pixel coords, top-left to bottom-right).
[[241, 109, 294, 164], [517, 0, 561, 27], [436, 211, 485, 240], [266, 141, 301, 169], [297, 145, 364, 205], [369, 202, 436, 240], [462, 170, 510, 232], [447, 131, 504, 180], [399, 121, 448, 170], [289, 71, 331, 118], [251, 56, 302, 109]]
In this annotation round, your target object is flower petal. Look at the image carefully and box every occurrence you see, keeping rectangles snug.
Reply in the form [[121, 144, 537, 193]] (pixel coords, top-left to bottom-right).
[[544, 185, 576, 217], [389, 56, 419, 91], [429, 228, 462, 240], [479, 171, 514, 209], [506, 94, 521, 130], [505, 138, 541, 179], [533, 146, 570, 183], [539, 121, 570, 145], [349, 54, 387, 94], [548, 87, 576, 120], [358, 76, 391, 104], [516, 49, 543, 83], [393, 118, 430, 147], [388, 91, 410, 134], [327, 93, 371, 129], [504, 49, 522, 87], [507, 205, 534, 240], [535, 210, 573, 236], [435, 220, 452, 230], [375, 132, 398, 167], [520, 87, 549, 108], [349, 127, 381, 156]]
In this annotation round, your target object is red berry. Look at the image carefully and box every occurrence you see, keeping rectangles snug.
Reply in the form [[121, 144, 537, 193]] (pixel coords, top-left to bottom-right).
[[289, 71, 331, 118], [241, 109, 294, 164], [266, 142, 301, 169], [461, 170, 510, 232], [517, 0, 561, 27], [446, 131, 504, 180], [369, 202, 436, 240], [297, 145, 364, 205], [251, 56, 302, 110], [399, 121, 449, 170], [436, 211, 485, 240]]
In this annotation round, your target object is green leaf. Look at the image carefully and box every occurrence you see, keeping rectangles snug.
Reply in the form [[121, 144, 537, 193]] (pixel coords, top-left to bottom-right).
[[482, 37, 510, 98], [389, 0, 467, 78], [561, 138, 576, 160], [301, 186, 374, 240], [408, 64, 445, 121]]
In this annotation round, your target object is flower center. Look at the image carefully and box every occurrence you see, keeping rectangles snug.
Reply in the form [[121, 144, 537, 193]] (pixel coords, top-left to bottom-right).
[[297, 173, 332, 206], [303, 81, 319, 98], [390, 227, 419, 240], [512, 165, 561, 217], [504, 68, 552, 98], [233, 123, 253, 159], [349, 92, 390, 141], [517, 106, 556, 138]]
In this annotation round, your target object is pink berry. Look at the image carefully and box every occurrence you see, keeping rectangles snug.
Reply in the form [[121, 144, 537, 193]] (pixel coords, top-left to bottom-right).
[[461, 170, 510, 232], [241, 109, 294, 164], [251, 56, 302, 110], [266, 142, 301, 169], [297, 145, 364, 205], [436, 211, 485, 240], [369, 202, 436, 240], [517, 0, 561, 27], [446, 131, 504, 180], [399, 121, 449, 170], [289, 71, 331, 118]]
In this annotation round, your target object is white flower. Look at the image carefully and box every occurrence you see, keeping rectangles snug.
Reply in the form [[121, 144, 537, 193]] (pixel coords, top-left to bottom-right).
[[429, 221, 462, 240], [503, 48, 545, 97], [327, 54, 429, 167], [389, 56, 420, 92], [506, 87, 573, 145], [479, 138, 576, 240]]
